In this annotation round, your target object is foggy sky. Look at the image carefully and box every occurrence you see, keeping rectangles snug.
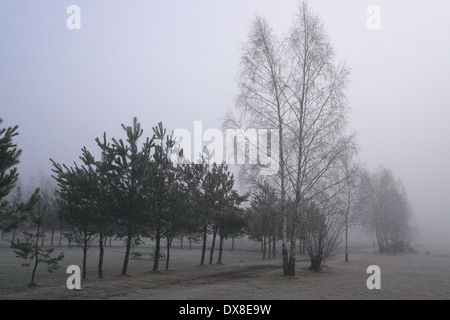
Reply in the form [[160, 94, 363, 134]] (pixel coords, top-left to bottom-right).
[[1, 1, 449, 244]]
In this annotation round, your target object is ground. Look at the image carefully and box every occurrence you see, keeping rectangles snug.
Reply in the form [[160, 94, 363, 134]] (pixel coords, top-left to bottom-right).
[[0, 238, 449, 300]]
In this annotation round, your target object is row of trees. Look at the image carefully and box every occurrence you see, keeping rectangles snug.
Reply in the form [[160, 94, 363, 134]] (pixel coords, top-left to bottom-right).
[[1, 111, 414, 287], [1, 118, 65, 286], [51, 118, 249, 279], [246, 162, 414, 271], [224, 1, 414, 275], [1, 117, 249, 284], [0, 119, 38, 233]]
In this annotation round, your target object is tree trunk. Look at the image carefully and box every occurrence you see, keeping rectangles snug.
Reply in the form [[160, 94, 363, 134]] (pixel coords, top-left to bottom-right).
[[268, 235, 272, 258], [345, 225, 349, 263], [231, 237, 235, 251], [286, 212, 299, 276], [278, 109, 288, 276], [82, 234, 88, 280], [153, 227, 161, 272], [31, 249, 39, 287], [98, 233, 104, 278], [217, 233, 224, 264], [263, 235, 267, 259], [122, 232, 132, 276], [200, 225, 207, 265], [287, 219, 298, 275], [287, 254, 296, 276], [82, 246, 87, 279], [30, 225, 40, 286], [273, 236, 276, 258], [59, 229, 63, 247], [51, 229, 55, 247], [165, 236, 172, 271], [282, 244, 289, 275], [209, 225, 218, 264], [287, 238, 296, 276]]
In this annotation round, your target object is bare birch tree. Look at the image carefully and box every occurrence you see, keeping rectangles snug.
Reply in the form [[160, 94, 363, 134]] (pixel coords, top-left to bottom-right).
[[336, 154, 361, 262], [225, 2, 356, 276], [223, 13, 290, 273]]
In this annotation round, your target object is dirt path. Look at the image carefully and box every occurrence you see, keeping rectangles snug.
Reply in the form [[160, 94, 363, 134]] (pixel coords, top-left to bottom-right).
[[0, 261, 282, 300], [107, 262, 282, 300]]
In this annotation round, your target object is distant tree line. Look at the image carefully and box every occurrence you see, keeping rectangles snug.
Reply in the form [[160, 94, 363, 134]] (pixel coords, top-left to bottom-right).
[[245, 160, 415, 271]]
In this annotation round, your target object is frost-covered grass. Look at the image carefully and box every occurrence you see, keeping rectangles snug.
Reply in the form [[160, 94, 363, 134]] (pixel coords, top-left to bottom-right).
[[1, 238, 449, 300]]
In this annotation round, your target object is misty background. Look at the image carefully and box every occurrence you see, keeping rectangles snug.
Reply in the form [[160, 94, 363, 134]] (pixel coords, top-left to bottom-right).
[[1, 0, 449, 245]]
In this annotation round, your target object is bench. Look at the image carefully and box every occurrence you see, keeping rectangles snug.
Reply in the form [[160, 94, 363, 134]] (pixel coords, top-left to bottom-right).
[[131, 245, 166, 260]]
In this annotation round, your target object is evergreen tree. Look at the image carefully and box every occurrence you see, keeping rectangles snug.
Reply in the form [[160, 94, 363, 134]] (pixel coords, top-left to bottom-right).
[[79, 136, 117, 278], [52, 137, 117, 278], [208, 162, 248, 264], [52, 163, 98, 279], [181, 155, 211, 266], [182, 157, 249, 265], [7, 186, 29, 241], [0, 119, 38, 231], [142, 122, 177, 271], [10, 195, 64, 287], [161, 164, 190, 271], [108, 118, 155, 275]]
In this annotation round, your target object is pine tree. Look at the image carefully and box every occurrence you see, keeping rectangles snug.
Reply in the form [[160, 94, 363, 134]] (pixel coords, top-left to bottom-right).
[[207, 162, 248, 264], [142, 122, 178, 272], [8, 186, 29, 241], [109, 118, 155, 276], [84, 136, 117, 278], [51, 163, 99, 279], [10, 195, 64, 287], [52, 118, 155, 276], [0, 119, 38, 231]]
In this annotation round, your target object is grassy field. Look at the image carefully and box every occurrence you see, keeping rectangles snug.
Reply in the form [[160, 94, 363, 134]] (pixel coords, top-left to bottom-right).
[[1, 237, 449, 300]]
